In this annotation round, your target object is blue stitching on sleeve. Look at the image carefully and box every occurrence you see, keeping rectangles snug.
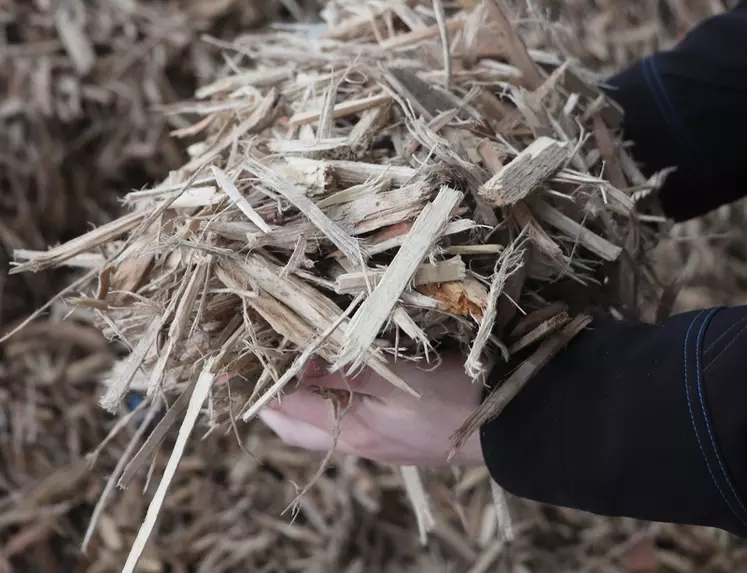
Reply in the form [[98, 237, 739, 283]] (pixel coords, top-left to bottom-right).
[[641, 56, 699, 163], [684, 310, 747, 527], [696, 308, 747, 523]]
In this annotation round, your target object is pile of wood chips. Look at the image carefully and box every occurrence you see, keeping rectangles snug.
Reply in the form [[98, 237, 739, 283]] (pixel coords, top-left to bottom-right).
[[0, 0, 286, 326], [7, 0, 670, 569], [4, 1, 746, 572], [653, 200, 747, 312]]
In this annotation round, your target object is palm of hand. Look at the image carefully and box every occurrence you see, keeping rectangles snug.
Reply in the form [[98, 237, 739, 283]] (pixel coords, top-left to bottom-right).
[[259, 355, 485, 466]]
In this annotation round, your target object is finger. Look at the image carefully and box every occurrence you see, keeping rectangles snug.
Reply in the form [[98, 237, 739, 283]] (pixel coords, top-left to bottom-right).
[[301, 359, 393, 398], [259, 408, 334, 452], [271, 386, 358, 432]]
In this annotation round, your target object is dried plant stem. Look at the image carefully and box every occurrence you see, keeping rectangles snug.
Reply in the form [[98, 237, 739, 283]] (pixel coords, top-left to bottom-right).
[[401, 466, 436, 545], [121, 359, 217, 573]]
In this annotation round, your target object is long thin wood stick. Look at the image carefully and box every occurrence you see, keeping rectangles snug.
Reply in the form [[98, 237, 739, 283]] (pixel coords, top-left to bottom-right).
[[10, 211, 146, 275], [120, 358, 217, 573], [289, 93, 392, 126], [118, 379, 198, 489], [335, 186, 463, 372], [432, 0, 452, 88], [465, 241, 526, 380], [401, 466, 436, 545], [211, 166, 272, 233], [334, 257, 465, 294], [532, 199, 623, 261], [380, 18, 464, 49], [82, 398, 162, 552], [245, 157, 366, 264]]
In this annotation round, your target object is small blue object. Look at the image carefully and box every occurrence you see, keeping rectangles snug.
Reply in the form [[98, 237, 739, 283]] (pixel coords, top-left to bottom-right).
[[125, 391, 145, 412]]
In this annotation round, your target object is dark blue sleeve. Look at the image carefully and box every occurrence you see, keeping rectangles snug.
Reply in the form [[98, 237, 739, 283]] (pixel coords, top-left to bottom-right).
[[481, 306, 747, 537], [604, 1, 747, 222]]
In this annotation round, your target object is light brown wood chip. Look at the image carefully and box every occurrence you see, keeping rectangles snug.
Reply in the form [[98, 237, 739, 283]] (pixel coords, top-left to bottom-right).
[[532, 199, 623, 261], [336, 186, 464, 372], [479, 137, 570, 207]]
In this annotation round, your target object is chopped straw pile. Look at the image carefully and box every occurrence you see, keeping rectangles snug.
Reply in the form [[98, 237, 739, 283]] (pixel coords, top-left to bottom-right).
[[4, 0, 744, 572], [654, 199, 747, 313], [1, 0, 285, 326], [7, 0, 668, 568]]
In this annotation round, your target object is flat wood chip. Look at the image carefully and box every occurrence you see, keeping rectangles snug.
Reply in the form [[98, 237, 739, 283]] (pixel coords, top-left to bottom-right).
[[479, 137, 570, 207], [336, 186, 464, 372]]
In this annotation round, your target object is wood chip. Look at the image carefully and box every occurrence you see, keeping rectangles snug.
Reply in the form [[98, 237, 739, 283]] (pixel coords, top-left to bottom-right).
[[336, 186, 463, 371], [10, 211, 146, 275], [532, 199, 623, 261], [290, 93, 392, 126], [121, 360, 217, 573], [334, 257, 466, 294], [479, 137, 570, 207], [401, 466, 436, 545], [509, 311, 570, 354], [212, 166, 272, 233]]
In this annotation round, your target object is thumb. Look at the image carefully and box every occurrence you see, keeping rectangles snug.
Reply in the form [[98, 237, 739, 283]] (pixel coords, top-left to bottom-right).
[[300, 358, 394, 398], [259, 408, 334, 452], [269, 386, 343, 431]]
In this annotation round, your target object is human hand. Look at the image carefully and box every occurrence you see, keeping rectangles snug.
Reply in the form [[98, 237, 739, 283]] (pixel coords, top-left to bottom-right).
[[258, 354, 485, 466]]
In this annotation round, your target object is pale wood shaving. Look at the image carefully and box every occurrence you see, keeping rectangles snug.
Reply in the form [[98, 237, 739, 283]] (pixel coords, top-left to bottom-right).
[[490, 478, 515, 543], [401, 466, 436, 545], [334, 256, 466, 294], [55, 7, 96, 75], [336, 186, 463, 372], [121, 359, 217, 573], [99, 303, 174, 414], [10, 211, 146, 275], [245, 158, 365, 264], [464, 240, 526, 381], [364, 219, 478, 256], [532, 198, 623, 261], [118, 378, 197, 489], [479, 137, 571, 207], [289, 93, 392, 126], [211, 166, 272, 233], [380, 19, 465, 50], [183, 89, 279, 173]]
